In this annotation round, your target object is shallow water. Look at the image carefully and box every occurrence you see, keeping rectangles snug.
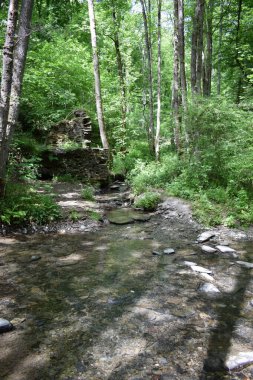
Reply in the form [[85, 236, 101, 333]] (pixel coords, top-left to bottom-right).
[[0, 214, 253, 380]]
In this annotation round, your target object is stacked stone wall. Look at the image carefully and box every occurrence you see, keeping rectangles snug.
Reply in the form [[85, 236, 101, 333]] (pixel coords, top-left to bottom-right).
[[41, 148, 110, 183]]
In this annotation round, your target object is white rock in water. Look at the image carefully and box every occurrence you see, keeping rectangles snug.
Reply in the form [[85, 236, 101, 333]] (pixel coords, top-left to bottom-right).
[[198, 283, 220, 293], [0, 318, 13, 332], [184, 261, 197, 267], [197, 231, 215, 243], [225, 351, 253, 370], [191, 265, 213, 274], [236, 261, 253, 269], [163, 248, 175, 255], [199, 273, 215, 282], [201, 245, 217, 253], [216, 245, 236, 253]]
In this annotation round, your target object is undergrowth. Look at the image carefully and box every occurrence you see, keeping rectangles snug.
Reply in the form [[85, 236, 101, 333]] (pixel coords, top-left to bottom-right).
[[0, 183, 61, 225]]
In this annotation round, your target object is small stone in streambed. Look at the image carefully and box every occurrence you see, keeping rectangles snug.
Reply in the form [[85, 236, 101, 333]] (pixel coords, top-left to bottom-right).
[[163, 248, 175, 255], [152, 251, 162, 256], [225, 351, 253, 371], [197, 231, 215, 243], [191, 265, 213, 274], [236, 261, 253, 269], [0, 318, 13, 333], [30, 255, 41, 262], [198, 283, 220, 293], [216, 245, 236, 253], [184, 261, 197, 267], [201, 245, 217, 253]]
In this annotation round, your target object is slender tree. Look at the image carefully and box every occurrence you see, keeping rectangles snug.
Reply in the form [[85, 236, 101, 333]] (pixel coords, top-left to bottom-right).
[[140, 0, 155, 153], [191, 0, 205, 94], [217, 0, 223, 95], [111, 2, 127, 145], [7, 0, 34, 141], [87, 0, 109, 149], [203, 0, 213, 96], [172, 0, 181, 152], [155, 0, 162, 161], [0, 0, 19, 196]]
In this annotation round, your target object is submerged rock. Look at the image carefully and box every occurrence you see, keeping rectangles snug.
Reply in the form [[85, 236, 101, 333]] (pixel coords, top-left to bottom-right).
[[216, 245, 236, 253], [197, 231, 215, 243], [225, 351, 253, 370], [191, 265, 213, 274], [0, 318, 13, 333], [236, 261, 253, 269], [163, 248, 175, 255], [215, 245, 238, 258], [201, 245, 217, 253], [198, 283, 220, 293]]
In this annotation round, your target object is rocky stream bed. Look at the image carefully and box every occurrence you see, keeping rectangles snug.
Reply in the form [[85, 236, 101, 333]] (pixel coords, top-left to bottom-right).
[[0, 182, 253, 380]]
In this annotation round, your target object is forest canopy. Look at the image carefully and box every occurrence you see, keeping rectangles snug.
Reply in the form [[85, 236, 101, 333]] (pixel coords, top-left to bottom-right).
[[0, 0, 253, 226]]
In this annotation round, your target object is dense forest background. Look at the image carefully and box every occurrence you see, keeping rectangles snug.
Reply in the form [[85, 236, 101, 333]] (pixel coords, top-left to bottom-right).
[[0, 0, 253, 227]]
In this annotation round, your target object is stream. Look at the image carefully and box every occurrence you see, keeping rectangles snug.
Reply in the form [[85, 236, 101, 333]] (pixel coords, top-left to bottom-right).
[[0, 191, 253, 380]]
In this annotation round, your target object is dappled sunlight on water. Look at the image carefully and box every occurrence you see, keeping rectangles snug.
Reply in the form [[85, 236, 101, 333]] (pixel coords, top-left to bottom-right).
[[0, 216, 253, 379]]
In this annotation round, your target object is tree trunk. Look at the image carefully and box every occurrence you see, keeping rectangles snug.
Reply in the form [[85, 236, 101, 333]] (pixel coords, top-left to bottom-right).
[[0, 0, 19, 196], [155, 0, 162, 161], [178, 0, 187, 108], [235, 0, 243, 104], [112, 6, 127, 148], [87, 0, 109, 150], [172, 0, 181, 152], [7, 0, 34, 142], [191, 0, 205, 94], [217, 0, 223, 95], [203, 0, 213, 96], [140, 0, 155, 154]]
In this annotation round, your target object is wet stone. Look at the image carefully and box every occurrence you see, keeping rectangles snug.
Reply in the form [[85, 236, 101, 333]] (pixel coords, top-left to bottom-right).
[[152, 251, 162, 256], [236, 261, 253, 269], [163, 248, 175, 255], [198, 283, 220, 294], [197, 231, 215, 243], [30, 255, 41, 262], [201, 245, 217, 253], [216, 245, 237, 253], [0, 318, 13, 333], [191, 265, 213, 274], [225, 351, 253, 371]]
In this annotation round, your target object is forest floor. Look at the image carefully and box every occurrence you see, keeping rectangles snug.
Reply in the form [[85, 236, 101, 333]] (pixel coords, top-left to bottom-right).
[[0, 181, 253, 380]]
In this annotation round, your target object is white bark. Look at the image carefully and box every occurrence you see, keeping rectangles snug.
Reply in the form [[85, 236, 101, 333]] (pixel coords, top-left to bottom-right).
[[155, 0, 162, 161], [87, 0, 109, 150], [0, 0, 19, 193]]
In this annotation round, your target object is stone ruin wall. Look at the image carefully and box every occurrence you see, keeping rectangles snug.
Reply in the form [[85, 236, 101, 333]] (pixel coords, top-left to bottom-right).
[[41, 148, 110, 183], [41, 110, 110, 183]]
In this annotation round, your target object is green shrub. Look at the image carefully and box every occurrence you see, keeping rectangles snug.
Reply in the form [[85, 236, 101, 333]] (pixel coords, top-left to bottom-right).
[[0, 183, 61, 225], [129, 153, 179, 194], [134, 192, 161, 211], [81, 186, 95, 201]]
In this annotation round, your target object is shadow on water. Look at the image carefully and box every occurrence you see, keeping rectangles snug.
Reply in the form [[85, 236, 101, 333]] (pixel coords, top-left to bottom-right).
[[0, 229, 164, 379], [200, 248, 253, 380]]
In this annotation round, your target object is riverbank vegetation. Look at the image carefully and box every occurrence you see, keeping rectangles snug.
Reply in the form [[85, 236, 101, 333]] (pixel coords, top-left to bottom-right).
[[0, 0, 252, 227]]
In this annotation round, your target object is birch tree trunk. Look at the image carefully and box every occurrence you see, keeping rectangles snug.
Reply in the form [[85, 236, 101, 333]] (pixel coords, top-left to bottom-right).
[[0, 0, 19, 196], [217, 0, 223, 95], [7, 0, 34, 141], [87, 0, 109, 150], [172, 0, 181, 152], [155, 0, 162, 161], [140, 0, 155, 154]]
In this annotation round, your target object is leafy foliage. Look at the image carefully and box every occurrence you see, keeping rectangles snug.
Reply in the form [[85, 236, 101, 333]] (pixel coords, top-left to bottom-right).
[[0, 183, 61, 225], [134, 192, 161, 211]]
